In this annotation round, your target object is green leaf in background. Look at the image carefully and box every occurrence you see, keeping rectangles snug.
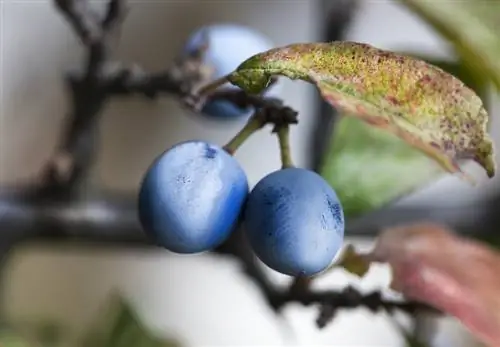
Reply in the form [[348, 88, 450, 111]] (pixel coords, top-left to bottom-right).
[[0, 321, 63, 347], [320, 115, 443, 219], [398, 0, 500, 91], [0, 329, 34, 347], [226, 42, 495, 180], [79, 295, 182, 347], [0, 326, 57, 347], [319, 55, 492, 220]]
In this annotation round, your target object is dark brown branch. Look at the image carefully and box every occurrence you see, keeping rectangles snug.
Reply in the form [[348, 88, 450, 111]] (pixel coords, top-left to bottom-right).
[[0, 185, 443, 329], [5, 0, 441, 331], [41, 0, 128, 196], [270, 286, 437, 328]]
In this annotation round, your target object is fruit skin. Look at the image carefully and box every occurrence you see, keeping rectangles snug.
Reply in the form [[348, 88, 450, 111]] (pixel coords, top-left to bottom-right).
[[184, 24, 280, 120], [138, 140, 249, 254], [244, 167, 345, 276]]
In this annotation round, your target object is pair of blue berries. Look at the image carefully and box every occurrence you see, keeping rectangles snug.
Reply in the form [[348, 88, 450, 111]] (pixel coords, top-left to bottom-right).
[[137, 24, 344, 276], [138, 140, 345, 277]]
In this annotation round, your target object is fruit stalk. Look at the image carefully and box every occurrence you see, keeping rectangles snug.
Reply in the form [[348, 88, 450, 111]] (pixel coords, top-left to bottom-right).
[[223, 114, 265, 154], [277, 125, 294, 168]]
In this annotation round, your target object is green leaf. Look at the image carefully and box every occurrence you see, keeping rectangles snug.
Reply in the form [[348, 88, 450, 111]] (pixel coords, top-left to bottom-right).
[[79, 295, 182, 347], [226, 42, 496, 181], [397, 0, 500, 91], [320, 116, 443, 219]]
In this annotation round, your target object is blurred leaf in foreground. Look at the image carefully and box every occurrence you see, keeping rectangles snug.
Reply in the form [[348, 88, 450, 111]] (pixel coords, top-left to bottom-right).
[[398, 0, 500, 91], [368, 222, 500, 347], [79, 295, 182, 347], [227, 42, 495, 181]]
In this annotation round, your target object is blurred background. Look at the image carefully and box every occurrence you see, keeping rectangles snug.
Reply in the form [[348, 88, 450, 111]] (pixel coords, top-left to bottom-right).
[[0, 0, 497, 346]]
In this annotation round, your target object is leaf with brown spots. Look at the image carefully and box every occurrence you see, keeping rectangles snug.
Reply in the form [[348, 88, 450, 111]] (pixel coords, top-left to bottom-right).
[[399, 52, 491, 112], [369, 222, 500, 347], [319, 54, 490, 220], [225, 41, 496, 180]]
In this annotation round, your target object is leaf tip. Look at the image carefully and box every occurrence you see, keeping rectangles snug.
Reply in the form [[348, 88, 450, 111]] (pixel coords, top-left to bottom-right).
[[477, 138, 496, 179]]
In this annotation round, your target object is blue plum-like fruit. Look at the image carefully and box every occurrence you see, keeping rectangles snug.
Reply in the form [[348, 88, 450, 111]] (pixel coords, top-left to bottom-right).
[[244, 168, 345, 276], [184, 24, 279, 120], [138, 140, 249, 254]]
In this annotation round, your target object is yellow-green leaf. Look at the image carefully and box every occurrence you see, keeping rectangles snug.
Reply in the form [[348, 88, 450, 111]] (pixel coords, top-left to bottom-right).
[[226, 42, 496, 180], [320, 55, 490, 220], [398, 0, 500, 91], [400, 53, 490, 110]]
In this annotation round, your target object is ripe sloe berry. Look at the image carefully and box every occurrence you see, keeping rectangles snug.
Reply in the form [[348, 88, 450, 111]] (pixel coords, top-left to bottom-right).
[[184, 24, 280, 119], [138, 140, 248, 253], [244, 167, 345, 276]]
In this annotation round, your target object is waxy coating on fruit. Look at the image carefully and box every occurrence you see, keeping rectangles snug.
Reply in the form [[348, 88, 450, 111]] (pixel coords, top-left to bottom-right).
[[244, 167, 345, 276], [184, 23, 280, 120], [138, 140, 249, 254]]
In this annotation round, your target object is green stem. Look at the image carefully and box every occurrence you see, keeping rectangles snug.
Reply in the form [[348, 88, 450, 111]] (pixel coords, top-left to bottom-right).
[[277, 125, 294, 168], [196, 75, 230, 96], [223, 114, 265, 155]]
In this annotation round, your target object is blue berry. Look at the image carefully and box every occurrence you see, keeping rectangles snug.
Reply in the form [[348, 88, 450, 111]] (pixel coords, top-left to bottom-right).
[[138, 140, 249, 254], [184, 24, 279, 120], [244, 168, 345, 276]]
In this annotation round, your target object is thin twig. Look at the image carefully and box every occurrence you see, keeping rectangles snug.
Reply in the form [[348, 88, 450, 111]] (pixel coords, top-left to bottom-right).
[[41, 0, 128, 196]]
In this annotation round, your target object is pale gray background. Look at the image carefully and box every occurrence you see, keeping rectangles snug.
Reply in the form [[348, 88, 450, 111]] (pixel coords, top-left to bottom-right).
[[0, 0, 493, 346]]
